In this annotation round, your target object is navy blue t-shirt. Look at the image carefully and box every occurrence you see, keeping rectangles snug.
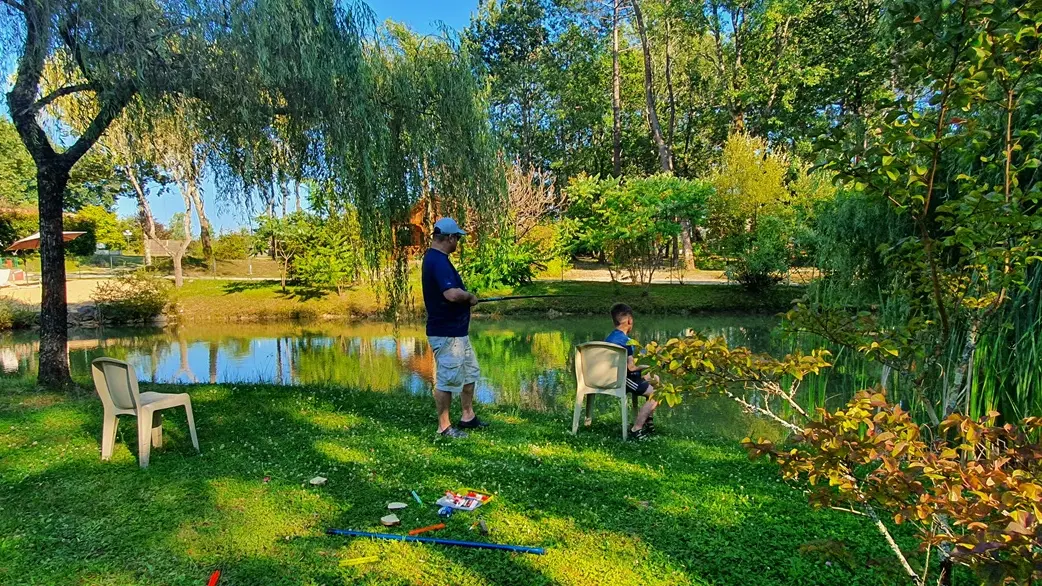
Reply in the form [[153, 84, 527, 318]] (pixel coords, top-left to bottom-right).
[[605, 329, 634, 356], [422, 248, 470, 337]]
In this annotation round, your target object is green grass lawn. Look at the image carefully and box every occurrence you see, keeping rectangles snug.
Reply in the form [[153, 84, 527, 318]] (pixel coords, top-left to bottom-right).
[[169, 279, 804, 323], [0, 379, 914, 585]]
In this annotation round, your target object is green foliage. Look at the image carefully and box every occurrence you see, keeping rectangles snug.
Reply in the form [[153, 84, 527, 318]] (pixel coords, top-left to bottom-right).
[[0, 116, 132, 211], [0, 118, 36, 207], [0, 299, 38, 330], [466, 0, 895, 179], [563, 174, 710, 283], [91, 270, 171, 325], [0, 207, 39, 250], [291, 212, 364, 296], [212, 231, 253, 261], [71, 205, 130, 250], [809, 190, 912, 305], [709, 133, 791, 237], [725, 215, 792, 292], [458, 236, 543, 293]]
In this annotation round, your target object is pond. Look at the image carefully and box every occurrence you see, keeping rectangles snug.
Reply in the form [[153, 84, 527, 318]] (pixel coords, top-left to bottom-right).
[[0, 315, 798, 442]]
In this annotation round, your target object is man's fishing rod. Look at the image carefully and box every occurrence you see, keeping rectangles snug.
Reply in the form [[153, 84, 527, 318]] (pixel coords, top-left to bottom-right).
[[476, 294, 577, 303]]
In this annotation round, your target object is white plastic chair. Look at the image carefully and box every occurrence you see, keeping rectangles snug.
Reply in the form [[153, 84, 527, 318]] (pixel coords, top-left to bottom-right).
[[572, 342, 630, 440], [91, 357, 199, 468]]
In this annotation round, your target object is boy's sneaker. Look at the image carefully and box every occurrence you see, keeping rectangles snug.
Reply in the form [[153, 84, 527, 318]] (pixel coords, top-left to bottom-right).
[[630, 426, 652, 440], [458, 417, 489, 429], [438, 427, 468, 439]]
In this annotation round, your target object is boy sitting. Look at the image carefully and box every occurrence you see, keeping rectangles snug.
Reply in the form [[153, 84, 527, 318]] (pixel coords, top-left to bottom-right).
[[605, 303, 659, 439]]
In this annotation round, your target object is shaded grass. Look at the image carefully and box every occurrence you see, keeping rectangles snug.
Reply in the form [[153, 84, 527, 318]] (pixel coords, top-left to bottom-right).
[[0, 379, 913, 585], [169, 279, 804, 323]]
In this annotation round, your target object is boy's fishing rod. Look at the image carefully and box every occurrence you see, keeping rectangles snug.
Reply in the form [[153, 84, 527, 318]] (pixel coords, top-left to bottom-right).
[[476, 294, 577, 303]]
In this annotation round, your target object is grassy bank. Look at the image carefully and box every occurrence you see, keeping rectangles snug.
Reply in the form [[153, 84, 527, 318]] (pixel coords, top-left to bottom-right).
[[169, 279, 804, 323], [0, 380, 912, 585]]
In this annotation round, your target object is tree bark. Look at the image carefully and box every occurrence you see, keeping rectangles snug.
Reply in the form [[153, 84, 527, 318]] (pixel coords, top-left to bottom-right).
[[294, 179, 301, 212], [36, 165, 74, 390], [680, 218, 695, 270], [612, 0, 622, 177], [630, 0, 673, 172], [664, 0, 676, 146], [126, 164, 156, 266], [173, 181, 195, 288], [187, 163, 212, 263], [279, 171, 290, 218]]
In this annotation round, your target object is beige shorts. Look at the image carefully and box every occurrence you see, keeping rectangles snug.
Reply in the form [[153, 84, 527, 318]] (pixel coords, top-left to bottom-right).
[[428, 336, 481, 394]]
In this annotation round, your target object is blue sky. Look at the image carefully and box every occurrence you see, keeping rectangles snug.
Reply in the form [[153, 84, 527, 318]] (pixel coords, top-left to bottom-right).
[[2, 0, 478, 232]]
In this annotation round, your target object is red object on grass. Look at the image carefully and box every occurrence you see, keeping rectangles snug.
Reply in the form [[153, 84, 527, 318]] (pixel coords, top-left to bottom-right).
[[208, 570, 221, 586], [408, 523, 446, 536]]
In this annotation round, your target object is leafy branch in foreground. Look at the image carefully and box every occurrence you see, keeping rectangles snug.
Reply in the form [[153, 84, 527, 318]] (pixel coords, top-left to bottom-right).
[[642, 332, 1042, 585], [641, 335, 830, 433], [747, 393, 1042, 586]]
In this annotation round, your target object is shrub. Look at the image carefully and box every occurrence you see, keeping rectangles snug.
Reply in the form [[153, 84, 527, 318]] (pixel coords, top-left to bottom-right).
[[458, 236, 543, 293], [724, 215, 791, 292], [213, 231, 253, 260], [91, 270, 171, 324], [0, 299, 37, 330]]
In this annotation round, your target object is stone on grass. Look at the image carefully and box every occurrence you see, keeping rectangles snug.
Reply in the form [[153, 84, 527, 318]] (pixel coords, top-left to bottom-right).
[[309, 476, 327, 486], [380, 514, 401, 526]]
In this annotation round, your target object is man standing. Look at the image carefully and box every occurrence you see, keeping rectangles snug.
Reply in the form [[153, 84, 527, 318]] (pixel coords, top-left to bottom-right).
[[422, 217, 489, 438]]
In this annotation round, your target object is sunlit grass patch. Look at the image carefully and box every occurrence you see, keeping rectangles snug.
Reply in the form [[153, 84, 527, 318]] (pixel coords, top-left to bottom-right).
[[0, 380, 913, 585]]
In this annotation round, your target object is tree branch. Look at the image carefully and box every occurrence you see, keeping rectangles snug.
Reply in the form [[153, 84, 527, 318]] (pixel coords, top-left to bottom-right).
[[723, 389, 803, 434], [0, 0, 25, 13], [63, 83, 137, 165], [864, 503, 920, 583], [32, 83, 97, 112]]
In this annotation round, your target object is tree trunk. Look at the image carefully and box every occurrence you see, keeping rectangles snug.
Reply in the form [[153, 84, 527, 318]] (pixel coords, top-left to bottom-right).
[[612, 0, 622, 177], [187, 171, 213, 263], [630, 0, 673, 173], [294, 179, 301, 212], [279, 171, 290, 218], [173, 182, 195, 288], [36, 165, 74, 390], [172, 248, 185, 288], [126, 164, 156, 266], [680, 219, 695, 270], [664, 0, 676, 146]]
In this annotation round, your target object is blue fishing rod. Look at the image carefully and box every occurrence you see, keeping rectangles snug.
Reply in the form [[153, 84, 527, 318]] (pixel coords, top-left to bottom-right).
[[326, 529, 546, 555]]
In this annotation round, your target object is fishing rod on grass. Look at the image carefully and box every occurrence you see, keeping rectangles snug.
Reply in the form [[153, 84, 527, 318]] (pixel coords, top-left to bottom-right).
[[475, 294, 577, 304]]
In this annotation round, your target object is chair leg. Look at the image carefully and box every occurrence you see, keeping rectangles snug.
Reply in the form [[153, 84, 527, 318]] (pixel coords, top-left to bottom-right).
[[621, 396, 628, 441], [150, 411, 163, 449], [584, 394, 595, 426], [572, 392, 584, 435], [101, 414, 118, 461], [136, 411, 151, 469], [184, 400, 200, 452], [631, 393, 640, 420]]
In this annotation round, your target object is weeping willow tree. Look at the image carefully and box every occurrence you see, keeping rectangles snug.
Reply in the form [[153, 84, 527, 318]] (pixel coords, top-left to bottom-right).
[[3, 0, 503, 390], [294, 23, 505, 318]]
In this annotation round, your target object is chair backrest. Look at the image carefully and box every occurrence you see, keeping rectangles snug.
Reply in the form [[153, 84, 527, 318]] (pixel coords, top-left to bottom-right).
[[92, 358, 141, 411], [575, 342, 627, 391]]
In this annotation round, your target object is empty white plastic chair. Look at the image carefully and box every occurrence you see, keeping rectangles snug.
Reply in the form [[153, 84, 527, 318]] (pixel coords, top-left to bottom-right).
[[572, 342, 630, 440], [91, 357, 199, 468]]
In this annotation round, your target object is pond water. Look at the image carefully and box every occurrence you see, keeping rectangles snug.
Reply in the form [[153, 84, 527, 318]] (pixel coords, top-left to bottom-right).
[[0, 315, 794, 442]]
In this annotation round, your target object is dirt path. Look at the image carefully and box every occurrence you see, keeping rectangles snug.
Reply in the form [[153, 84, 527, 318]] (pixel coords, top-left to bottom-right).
[[0, 279, 105, 306]]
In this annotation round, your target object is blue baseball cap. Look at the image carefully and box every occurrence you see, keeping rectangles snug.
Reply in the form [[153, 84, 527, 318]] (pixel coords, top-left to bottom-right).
[[433, 217, 466, 236]]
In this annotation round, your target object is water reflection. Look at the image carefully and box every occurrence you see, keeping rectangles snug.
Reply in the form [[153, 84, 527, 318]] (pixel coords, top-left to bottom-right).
[[0, 316, 783, 441]]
